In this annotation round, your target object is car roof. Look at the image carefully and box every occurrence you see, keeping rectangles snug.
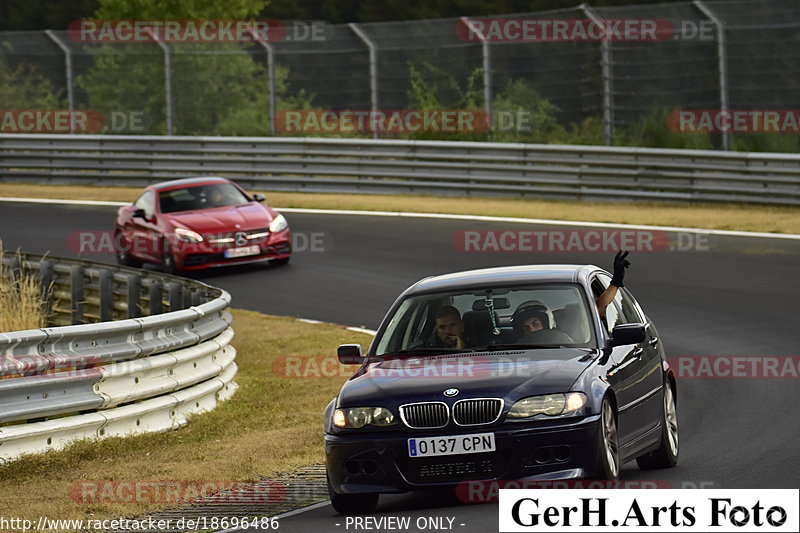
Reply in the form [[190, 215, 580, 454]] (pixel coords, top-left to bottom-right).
[[151, 176, 230, 191], [405, 264, 603, 294]]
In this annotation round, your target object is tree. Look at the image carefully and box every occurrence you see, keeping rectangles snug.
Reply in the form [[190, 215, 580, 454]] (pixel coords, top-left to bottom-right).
[[0, 52, 63, 108], [79, 0, 293, 135]]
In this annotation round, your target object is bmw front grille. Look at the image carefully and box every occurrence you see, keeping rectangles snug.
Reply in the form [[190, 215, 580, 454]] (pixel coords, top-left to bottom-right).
[[399, 402, 449, 429], [400, 399, 502, 428], [453, 399, 502, 426]]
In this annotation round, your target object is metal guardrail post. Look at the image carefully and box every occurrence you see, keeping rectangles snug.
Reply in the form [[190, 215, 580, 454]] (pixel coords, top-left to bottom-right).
[[460, 17, 493, 141], [190, 288, 203, 306], [694, 0, 731, 151], [39, 260, 54, 318], [248, 28, 277, 135], [44, 31, 76, 133], [127, 273, 142, 318], [145, 27, 174, 136], [98, 269, 113, 322], [581, 5, 614, 146], [70, 265, 85, 324], [349, 23, 379, 140], [148, 280, 163, 315], [167, 281, 183, 311]]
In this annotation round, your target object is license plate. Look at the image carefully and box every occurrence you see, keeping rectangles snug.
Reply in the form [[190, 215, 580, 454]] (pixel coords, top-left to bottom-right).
[[224, 245, 260, 258], [408, 433, 495, 458]]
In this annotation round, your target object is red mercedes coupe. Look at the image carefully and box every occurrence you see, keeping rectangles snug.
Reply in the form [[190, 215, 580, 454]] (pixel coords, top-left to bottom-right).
[[114, 177, 291, 272]]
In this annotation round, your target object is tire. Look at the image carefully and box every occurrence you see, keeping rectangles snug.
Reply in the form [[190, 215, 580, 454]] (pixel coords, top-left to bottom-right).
[[637, 381, 679, 470], [271, 257, 290, 266], [115, 233, 142, 268], [327, 474, 378, 515], [594, 396, 620, 479], [161, 240, 177, 274]]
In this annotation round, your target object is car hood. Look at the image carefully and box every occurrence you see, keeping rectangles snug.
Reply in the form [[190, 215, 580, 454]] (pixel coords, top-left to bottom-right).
[[337, 349, 597, 407], [166, 204, 272, 232]]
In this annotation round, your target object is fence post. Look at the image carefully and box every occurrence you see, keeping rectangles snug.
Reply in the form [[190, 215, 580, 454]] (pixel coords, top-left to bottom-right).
[[581, 5, 614, 146], [44, 31, 76, 133], [248, 29, 277, 135], [694, 0, 731, 151], [145, 28, 174, 135], [349, 23, 379, 140], [460, 18, 493, 141]]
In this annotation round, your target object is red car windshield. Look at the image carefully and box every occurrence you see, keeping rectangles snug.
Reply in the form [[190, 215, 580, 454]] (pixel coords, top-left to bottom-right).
[[159, 183, 250, 213]]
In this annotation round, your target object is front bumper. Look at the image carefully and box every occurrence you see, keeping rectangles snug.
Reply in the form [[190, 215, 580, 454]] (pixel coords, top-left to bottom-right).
[[174, 230, 291, 270], [325, 415, 601, 495]]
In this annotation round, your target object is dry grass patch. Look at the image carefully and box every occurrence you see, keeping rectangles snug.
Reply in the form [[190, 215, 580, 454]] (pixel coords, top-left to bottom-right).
[[0, 309, 372, 526], [0, 245, 47, 331], [1, 182, 798, 234]]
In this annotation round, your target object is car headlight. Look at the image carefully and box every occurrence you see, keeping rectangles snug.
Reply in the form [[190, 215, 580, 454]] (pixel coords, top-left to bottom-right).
[[174, 227, 203, 243], [507, 392, 587, 418], [333, 407, 396, 428], [269, 214, 288, 233]]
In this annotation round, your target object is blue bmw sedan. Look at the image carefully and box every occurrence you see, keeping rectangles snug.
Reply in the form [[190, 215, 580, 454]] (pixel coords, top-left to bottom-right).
[[325, 264, 678, 514]]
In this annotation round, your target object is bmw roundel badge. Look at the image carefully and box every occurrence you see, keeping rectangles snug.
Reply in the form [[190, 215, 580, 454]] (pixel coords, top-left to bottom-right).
[[444, 388, 459, 397]]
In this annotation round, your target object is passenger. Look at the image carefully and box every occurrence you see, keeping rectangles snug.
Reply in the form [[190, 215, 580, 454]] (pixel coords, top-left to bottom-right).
[[434, 305, 469, 349]]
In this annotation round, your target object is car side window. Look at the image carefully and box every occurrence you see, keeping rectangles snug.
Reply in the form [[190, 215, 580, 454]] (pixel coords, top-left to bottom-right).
[[592, 274, 622, 335], [619, 288, 644, 324], [134, 191, 155, 218]]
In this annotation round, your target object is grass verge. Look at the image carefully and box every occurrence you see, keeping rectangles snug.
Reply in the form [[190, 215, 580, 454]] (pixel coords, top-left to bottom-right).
[[1, 182, 798, 234], [0, 310, 371, 526], [0, 244, 46, 331]]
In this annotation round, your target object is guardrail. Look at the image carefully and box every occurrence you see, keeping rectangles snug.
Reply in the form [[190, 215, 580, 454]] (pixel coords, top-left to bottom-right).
[[1, 134, 799, 205], [0, 253, 236, 462]]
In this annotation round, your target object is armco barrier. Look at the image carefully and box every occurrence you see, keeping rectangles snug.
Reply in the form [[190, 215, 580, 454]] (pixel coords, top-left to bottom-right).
[[0, 252, 236, 462], [1, 134, 799, 205]]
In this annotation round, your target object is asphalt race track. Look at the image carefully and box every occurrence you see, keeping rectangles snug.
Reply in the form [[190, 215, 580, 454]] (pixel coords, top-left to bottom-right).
[[1, 200, 799, 532]]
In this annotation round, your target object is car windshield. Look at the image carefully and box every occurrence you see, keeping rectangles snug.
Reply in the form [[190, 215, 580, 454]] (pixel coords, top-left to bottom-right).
[[373, 283, 597, 356], [159, 183, 250, 213]]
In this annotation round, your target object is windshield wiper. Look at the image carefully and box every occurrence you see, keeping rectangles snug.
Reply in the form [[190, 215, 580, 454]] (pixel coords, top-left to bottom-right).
[[475, 343, 560, 351], [387, 347, 474, 356]]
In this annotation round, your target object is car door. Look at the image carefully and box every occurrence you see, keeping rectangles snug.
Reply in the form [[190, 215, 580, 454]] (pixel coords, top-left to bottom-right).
[[617, 287, 663, 444], [592, 274, 660, 456], [125, 190, 161, 263]]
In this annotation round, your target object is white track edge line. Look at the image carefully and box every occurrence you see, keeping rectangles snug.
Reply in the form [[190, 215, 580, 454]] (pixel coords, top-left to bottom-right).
[[1, 197, 798, 240], [214, 500, 331, 532]]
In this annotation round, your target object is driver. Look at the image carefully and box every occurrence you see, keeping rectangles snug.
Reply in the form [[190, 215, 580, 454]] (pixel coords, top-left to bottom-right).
[[511, 251, 632, 337], [208, 187, 226, 206], [517, 307, 549, 334]]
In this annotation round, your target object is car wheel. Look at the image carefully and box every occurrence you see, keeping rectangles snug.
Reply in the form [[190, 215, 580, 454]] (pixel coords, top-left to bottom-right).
[[595, 396, 620, 479], [115, 233, 142, 268], [161, 240, 177, 274], [636, 381, 679, 470], [327, 474, 378, 515], [271, 257, 290, 267]]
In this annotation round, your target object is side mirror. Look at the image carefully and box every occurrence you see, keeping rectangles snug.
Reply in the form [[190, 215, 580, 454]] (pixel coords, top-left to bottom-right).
[[132, 208, 147, 219], [337, 344, 363, 365], [610, 323, 646, 346], [253, 193, 266, 203]]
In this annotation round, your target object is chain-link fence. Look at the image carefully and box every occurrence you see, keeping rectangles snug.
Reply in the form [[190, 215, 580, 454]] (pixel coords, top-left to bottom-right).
[[1, 0, 798, 150]]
